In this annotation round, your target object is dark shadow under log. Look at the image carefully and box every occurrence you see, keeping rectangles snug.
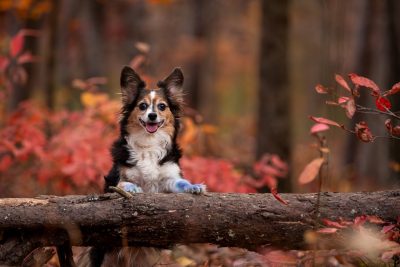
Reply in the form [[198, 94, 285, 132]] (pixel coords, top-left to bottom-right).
[[0, 191, 399, 265]]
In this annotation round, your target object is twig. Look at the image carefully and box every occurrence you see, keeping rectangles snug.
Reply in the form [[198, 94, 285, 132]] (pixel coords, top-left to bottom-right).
[[356, 105, 400, 120], [108, 186, 133, 199]]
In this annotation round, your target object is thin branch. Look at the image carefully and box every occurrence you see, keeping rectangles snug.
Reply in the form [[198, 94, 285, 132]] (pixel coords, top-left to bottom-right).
[[356, 105, 400, 120]]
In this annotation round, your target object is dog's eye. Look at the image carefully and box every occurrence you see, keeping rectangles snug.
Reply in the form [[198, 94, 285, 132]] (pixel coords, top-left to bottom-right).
[[138, 103, 148, 111], [158, 103, 167, 111]]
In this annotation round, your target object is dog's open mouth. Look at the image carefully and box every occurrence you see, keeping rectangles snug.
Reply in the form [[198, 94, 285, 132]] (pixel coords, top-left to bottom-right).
[[139, 119, 164, 133]]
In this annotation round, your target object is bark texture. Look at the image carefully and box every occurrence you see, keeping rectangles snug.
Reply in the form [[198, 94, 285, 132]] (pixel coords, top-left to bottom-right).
[[0, 191, 399, 265]]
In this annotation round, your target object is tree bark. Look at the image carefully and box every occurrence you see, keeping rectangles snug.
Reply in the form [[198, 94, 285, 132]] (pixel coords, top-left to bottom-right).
[[0, 191, 399, 265]]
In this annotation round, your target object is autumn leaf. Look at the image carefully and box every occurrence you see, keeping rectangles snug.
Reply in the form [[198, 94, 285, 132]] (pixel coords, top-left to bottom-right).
[[80, 92, 108, 107], [322, 218, 347, 229], [366, 215, 385, 224], [381, 248, 400, 262], [385, 119, 400, 137], [270, 188, 288, 205], [298, 157, 325, 184], [375, 96, 391, 111], [354, 215, 367, 227], [262, 250, 298, 265], [344, 98, 356, 118], [382, 224, 396, 234], [17, 51, 37, 64], [10, 32, 24, 57], [355, 121, 374, 143], [0, 155, 13, 172], [270, 154, 288, 171], [129, 54, 146, 70], [335, 74, 352, 93], [383, 82, 400, 97], [310, 123, 330, 134], [0, 56, 10, 72], [263, 174, 277, 189], [316, 228, 338, 234], [175, 256, 195, 267], [309, 116, 342, 128], [338, 96, 350, 104], [315, 84, 328, 94], [349, 73, 381, 93], [135, 42, 150, 53]]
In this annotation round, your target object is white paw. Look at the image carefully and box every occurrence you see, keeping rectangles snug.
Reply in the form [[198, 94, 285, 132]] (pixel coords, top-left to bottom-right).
[[118, 182, 143, 193], [185, 184, 206, 194]]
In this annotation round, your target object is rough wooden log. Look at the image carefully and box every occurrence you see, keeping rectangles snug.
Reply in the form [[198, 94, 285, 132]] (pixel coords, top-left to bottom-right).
[[0, 191, 399, 265]]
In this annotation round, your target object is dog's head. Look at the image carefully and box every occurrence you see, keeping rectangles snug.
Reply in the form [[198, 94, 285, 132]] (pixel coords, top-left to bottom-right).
[[119, 66, 184, 138]]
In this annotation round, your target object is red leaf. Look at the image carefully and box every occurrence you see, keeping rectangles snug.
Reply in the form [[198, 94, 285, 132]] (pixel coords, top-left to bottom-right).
[[355, 121, 374, 143], [17, 51, 36, 64], [317, 228, 338, 234], [0, 155, 13, 172], [375, 96, 392, 111], [344, 98, 356, 119], [322, 218, 347, 229], [270, 155, 288, 172], [262, 174, 277, 189], [335, 74, 352, 93], [270, 188, 288, 205], [310, 123, 330, 134], [384, 82, 400, 97], [10, 32, 24, 57], [0, 56, 10, 72], [382, 224, 396, 234], [354, 215, 367, 227], [381, 248, 400, 262], [315, 84, 328, 94], [309, 116, 342, 128], [298, 157, 325, 184], [349, 73, 380, 93], [366, 215, 385, 224], [338, 96, 350, 104]]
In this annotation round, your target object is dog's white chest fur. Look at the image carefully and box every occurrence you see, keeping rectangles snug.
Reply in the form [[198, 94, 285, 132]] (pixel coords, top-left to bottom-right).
[[122, 131, 178, 192]]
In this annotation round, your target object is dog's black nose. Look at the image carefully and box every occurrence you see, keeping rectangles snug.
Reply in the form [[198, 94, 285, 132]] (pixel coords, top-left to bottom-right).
[[148, 113, 157, 121]]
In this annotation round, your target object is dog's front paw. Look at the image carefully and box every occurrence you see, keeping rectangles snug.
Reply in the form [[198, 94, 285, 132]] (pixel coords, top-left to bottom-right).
[[184, 184, 206, 194], [118, 182, 143, 193]]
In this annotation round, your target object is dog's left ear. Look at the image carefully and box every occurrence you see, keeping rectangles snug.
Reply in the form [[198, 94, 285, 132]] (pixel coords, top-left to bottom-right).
[[158, 68, 184, 103]]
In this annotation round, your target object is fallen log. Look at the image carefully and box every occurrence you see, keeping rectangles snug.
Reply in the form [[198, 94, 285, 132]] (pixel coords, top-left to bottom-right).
[[0, 191, 399, 265]]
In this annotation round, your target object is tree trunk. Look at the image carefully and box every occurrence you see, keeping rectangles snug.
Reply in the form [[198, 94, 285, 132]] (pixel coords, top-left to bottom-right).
[[1, 191, 399, 265], [257, 0, 291, 191]]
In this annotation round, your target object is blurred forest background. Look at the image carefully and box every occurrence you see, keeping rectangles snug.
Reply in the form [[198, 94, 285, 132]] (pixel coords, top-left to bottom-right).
[[0, 0, 399, 197]]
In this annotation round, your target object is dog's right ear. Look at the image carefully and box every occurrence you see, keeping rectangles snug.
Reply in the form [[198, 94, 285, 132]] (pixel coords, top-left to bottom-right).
[[120, 66, 145, 105]]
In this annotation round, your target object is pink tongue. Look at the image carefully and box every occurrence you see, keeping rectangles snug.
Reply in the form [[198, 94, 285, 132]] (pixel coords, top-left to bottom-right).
[[145, 123, 158, 133]]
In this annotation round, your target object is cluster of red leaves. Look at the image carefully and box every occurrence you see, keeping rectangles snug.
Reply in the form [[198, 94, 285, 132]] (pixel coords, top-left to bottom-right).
[[181, 154, 288, 202], [0, 29, 39, 99], [318, 215, 400, 262], [312, 73, 400, 142], [0, 97, 117, 193]]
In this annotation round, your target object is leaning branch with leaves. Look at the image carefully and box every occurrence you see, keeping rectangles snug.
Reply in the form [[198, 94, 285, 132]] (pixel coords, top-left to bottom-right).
[[311, 73, 400, 141]]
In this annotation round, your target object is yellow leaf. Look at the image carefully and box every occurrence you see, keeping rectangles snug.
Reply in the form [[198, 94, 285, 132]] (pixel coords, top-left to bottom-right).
[[201, 124, 217, 134], [80, 92, 108, 108], [175, 256, 195, 267]]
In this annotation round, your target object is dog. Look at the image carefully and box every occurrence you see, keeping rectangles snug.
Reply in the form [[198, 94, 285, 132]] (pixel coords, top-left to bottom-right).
[[77, 66, 205, 267]]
